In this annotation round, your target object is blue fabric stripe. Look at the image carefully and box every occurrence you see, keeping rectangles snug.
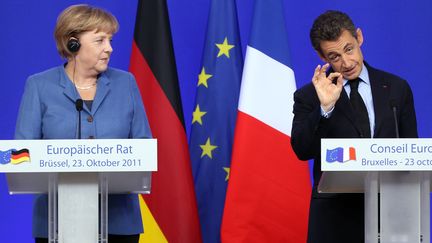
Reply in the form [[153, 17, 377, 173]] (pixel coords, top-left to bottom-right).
[[248, 0, 292, 67]]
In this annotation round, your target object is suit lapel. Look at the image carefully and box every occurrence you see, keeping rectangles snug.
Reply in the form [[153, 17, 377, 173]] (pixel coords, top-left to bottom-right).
[[61, 67, 80, 103], [327, 67, 361, 135], [369, 67, 391, 137], [61, 66, 111, 115], [335, 88, 356, 123], [90, 74, 110, 116], [335, 86, 369, 136]]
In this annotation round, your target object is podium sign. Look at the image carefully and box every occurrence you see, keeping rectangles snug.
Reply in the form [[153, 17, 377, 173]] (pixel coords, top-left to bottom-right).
[[320, 138, 430, 243], [0, 139, 157, 173], [322, 138, 432, 171]]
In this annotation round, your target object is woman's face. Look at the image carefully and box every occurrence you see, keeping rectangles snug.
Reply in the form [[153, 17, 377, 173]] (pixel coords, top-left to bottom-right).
[[75, 29, 113, 75]]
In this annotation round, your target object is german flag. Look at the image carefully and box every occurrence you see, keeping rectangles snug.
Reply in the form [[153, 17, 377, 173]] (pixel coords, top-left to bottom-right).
[[11, 149, 30, 164], [129, 0, 202, 242]]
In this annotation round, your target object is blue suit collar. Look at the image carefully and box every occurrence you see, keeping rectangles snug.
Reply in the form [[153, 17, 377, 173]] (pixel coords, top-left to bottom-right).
[[60, 65, 111, 115]]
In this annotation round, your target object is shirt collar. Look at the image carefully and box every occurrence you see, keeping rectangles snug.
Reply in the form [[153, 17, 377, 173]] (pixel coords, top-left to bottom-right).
[[343, 63, 370, 86]]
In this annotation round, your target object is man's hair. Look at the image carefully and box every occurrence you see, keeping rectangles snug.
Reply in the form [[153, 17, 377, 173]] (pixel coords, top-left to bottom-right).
[[310, 10, 357, 55], [54, 4, 119, 59]]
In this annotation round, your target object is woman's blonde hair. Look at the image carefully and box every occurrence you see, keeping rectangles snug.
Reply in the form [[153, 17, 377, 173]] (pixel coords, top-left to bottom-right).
[[54, 4, 119, 58]]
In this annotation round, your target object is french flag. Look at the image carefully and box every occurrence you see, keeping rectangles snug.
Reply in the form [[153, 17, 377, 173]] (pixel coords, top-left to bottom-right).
[[221, 0, 311, 242]]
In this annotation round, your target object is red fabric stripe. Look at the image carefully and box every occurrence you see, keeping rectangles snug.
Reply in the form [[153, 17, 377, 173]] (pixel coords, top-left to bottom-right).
[[222, 111, 311, 242], [350, 147, 356, 161], [130, 41, 201, 242]]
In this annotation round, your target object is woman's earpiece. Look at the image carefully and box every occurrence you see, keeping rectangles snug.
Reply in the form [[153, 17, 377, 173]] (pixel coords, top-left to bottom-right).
[[67, 37, 80, 53]]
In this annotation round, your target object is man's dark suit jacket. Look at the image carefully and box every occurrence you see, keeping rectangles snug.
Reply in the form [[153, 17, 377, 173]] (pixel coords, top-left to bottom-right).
[[291, 63, 418, 243]]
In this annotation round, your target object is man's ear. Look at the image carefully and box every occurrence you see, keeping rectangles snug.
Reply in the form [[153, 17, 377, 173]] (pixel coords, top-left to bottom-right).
[[356, 28, 364, 47]]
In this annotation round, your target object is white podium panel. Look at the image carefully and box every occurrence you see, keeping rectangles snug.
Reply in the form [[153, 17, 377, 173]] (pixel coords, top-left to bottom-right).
[[6, 171, 152, 194]]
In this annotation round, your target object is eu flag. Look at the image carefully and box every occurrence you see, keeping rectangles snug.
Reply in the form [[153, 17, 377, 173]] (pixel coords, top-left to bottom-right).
[[0, 150, 12, 164], [189, 0, 243, 242], [326, 147, 344, 162]]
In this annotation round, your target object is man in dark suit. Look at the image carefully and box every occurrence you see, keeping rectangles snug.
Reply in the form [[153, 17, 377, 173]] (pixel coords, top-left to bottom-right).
[[291, 10, 418, 243]]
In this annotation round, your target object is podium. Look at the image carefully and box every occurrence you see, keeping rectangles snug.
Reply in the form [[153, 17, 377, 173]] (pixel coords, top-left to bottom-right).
[[0, 139, 157, 243], [319, 138, 431, 243]]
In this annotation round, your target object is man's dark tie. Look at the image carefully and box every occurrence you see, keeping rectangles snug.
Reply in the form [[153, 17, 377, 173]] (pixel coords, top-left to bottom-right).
[[349, 78, 371, 138]]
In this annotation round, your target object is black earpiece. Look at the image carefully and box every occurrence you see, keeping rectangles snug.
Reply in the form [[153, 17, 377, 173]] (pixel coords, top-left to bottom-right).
[[67, 38, 80, 53]]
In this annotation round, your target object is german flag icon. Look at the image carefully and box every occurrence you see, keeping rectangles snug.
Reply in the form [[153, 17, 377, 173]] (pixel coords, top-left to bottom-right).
[[10, 149, 30, 164]]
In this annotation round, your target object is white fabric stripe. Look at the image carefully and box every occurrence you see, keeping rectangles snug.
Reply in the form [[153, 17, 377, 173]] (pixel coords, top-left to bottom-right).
[[238, 46, 296, 136], [343, 147, 350, 162]]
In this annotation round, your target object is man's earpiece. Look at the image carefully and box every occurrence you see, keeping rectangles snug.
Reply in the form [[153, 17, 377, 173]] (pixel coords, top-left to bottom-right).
[[67, 37, 80, 53]]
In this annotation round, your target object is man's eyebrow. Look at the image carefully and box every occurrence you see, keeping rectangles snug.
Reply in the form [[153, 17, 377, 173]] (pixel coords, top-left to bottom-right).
[[326, 51, 339, 57], [343, 43, 353, 50]]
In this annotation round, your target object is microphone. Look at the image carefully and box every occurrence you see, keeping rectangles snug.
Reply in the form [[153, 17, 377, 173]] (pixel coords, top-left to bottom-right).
[[75, 99, 83, 139], [390, 100, 400, 138], [75, 99, 83, 111]]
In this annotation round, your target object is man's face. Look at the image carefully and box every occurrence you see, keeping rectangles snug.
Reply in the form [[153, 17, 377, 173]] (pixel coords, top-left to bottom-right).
[[319, 29, 364, 80]]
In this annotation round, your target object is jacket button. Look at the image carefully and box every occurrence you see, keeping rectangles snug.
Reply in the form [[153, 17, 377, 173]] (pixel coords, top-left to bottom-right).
[[88, 136, 95, 139], [87, 116, 93, 123]]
